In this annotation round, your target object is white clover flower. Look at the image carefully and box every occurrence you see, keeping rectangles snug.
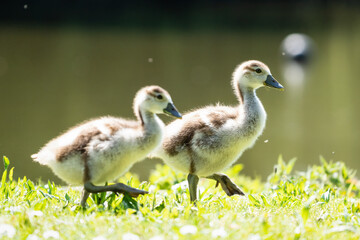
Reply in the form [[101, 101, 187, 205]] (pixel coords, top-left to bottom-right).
[[93, 236, 107, 240], [148, 185, 156, 193], [179, 225, 197, 235], [5, 206, 21, 213], [149, 236, 164, 240], [248, 234, 262, 240], [0, 224, 16, 238], [211, 227, 227, 238], [123, 233, 140, 240], [175, 206, 184, 212], [26, 234, 40, 240], [28, 210, 44, 218], [43, 230, 60, 239], [171, 181, 188, 191]]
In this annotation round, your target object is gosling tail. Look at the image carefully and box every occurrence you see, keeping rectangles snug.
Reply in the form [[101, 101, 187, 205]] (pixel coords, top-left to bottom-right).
[[31, 153, 38, 161]]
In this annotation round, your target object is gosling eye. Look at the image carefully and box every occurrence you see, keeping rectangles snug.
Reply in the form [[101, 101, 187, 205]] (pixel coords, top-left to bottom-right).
[[255, 68, 262, 73], [156, 95, 163, 100]]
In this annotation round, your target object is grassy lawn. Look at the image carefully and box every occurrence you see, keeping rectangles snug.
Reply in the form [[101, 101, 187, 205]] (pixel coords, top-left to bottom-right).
[[1, 156, 360, 240]]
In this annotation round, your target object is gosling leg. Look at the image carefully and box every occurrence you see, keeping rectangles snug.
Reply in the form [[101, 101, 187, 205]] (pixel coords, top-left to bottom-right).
[[82, 181, 148, 207], [80, 189, 90, 207], [206, 173, 245, 196], [187, 173, 199, 202]]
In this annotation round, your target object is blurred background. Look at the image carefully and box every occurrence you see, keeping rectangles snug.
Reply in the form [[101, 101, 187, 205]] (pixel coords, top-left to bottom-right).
[[0, 0, 359, 184]]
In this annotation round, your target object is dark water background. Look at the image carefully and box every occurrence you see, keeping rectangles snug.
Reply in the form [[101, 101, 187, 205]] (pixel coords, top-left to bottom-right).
[[0, 1, 359, 184]]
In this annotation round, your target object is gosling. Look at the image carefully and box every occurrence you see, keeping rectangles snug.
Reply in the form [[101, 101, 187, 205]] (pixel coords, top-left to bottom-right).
[[32, 85, 182, 207], [153, 60, 283, 202]]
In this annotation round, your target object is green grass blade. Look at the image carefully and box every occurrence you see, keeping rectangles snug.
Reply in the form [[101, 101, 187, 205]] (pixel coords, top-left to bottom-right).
[[3, 156, 9, 171]]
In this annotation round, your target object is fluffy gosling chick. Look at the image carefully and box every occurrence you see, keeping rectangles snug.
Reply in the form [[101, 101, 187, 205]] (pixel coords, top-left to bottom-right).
[[32, 85, 181, 207], [153, 60, 283, 202]]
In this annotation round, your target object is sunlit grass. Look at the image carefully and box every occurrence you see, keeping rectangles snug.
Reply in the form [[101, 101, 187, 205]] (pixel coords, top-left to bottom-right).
[[1, 156, 360, 239]]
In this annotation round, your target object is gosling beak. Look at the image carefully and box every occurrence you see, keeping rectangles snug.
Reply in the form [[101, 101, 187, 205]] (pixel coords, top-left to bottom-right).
[[264, 75, 284, 90], [163, 103, 182, 119]]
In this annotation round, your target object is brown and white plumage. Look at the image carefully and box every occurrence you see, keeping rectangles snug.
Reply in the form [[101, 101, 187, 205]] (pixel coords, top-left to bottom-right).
[[152, 60, 284, 201], [32, 85, 181, 206]]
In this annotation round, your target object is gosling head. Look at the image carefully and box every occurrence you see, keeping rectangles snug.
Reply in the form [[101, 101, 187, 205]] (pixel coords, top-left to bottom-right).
[[133, 85, 182, 119], [232, 60, 284, 91]]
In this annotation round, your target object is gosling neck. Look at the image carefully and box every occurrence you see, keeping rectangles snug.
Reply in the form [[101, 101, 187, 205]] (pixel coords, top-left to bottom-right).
[[237, 86, 259, 106], [238, 85, 267, 133], [238, 85, 265, 120], [137, 108, 164, 134]]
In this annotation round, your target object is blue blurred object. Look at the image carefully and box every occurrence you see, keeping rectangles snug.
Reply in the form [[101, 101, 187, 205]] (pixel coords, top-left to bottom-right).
[[280, 33, 316, 92], [281, 33, 314, 65]]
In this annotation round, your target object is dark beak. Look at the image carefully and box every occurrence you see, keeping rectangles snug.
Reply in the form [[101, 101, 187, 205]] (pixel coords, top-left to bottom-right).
[[163, 103, 182, 119], [264, 75, 284, 90]]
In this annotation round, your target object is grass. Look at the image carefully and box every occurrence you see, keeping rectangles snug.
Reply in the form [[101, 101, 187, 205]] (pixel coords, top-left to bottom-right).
[[1, 156, 360, 240]]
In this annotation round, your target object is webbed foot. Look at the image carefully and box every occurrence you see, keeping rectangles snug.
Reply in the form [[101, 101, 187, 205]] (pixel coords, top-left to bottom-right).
[[206, 173, 245, 196], [81, 181, 148, 207]]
